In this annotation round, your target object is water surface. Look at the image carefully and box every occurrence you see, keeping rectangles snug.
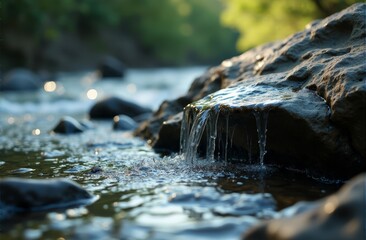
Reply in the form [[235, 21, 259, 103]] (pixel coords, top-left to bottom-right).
[[0, 68, 340, 239]]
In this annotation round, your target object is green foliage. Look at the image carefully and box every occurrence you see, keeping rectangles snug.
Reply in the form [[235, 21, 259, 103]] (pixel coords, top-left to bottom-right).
[[2, 0, 238, 69], [221, 0, 362, 51]]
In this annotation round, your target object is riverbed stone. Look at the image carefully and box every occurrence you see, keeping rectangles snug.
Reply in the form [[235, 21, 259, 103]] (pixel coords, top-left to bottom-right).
[[51, 116, 87, 134], [113, 114, 138, 131], [136, 3, 366, 178], [244, 173, 366, 240], [89, 96, 152, 120], [0, 178, 96, 215], [98, 56, 126, 79], [0, 68, 42, 91]]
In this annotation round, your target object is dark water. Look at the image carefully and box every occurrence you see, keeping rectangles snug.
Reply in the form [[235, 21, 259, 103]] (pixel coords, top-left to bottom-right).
[[0, 68, 340, 240]]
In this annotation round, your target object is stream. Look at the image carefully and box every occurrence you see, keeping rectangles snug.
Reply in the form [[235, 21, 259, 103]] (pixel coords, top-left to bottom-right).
[[0, 68, 341, 240]]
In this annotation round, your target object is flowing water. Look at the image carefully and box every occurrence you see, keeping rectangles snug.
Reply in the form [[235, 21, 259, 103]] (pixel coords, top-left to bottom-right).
[[253, 110, 269, 167], [0, 68, 341, 240]]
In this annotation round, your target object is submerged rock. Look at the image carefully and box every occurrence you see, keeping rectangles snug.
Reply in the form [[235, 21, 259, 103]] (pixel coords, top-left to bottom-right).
[[244, 173, 366, 240], [113, 114, 138, 131], [0, 68, 42, 92], [137, 3, 366, 178], [89, 96, 152, 120], [0, 178, 96, 218], [51, 116, 88, 134]]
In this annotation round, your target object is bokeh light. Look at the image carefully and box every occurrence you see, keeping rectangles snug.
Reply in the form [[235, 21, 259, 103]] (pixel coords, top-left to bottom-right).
[[44, 81, 57, 92], [87, 89, 98, 100], [32, 129, 41, 135], [7, 117, 15, 124]]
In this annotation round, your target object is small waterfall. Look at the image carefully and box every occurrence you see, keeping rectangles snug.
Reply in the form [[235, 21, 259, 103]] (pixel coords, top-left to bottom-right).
[[184, 109, 210, 163], [253, 110, 269, 166], [224, 115, 229, 163], [180, 109, 191, 154], [206, 107, 220, 162], [181, 105, 270, 167]]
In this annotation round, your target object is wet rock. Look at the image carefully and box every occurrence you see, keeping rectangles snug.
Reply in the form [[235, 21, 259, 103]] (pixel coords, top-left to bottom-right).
[[98, 56, 126, 79], [244, 173, 366, 240], [113, 114, 137, 131], [133, 112, 153, 123], [89, 166, 103, 174], [0, 68, 42, 91], [137, 3, 366, 178], [135, 69, 227, 143], [89, 96, 152, 120], [51, 116, 87, 134], [0, 178, 96, 216], [153, 112, 183, 152]]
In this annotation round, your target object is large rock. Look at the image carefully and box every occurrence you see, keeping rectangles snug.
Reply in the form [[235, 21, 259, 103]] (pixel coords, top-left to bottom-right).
[[0, 68, 42, 91], [89, 96, 152, 120], [137, 3, 366, 178], [0, 178, 97, 218], [244, 173, 366, 240]]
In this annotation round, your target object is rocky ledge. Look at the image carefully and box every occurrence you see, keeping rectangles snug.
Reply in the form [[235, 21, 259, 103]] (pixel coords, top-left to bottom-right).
[[136, 3, 366, 179]]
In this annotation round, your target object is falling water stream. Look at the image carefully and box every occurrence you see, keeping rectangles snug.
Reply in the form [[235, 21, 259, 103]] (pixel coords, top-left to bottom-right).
[[253, 110, 269, 167]]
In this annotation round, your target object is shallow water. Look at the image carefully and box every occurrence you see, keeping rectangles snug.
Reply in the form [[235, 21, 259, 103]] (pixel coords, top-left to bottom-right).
[[0, 68, 340, 239]]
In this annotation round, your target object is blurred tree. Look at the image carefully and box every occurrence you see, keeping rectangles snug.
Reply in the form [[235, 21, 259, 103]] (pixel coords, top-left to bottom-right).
[[1, 0, 238, 70], [221, 0, 362, 51]]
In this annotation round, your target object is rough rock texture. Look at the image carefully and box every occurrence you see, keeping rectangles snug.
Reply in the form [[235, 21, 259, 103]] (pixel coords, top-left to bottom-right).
[[0, 178, 96, 217], [136, 3, 366, 178], [0, 68, 42, 91], [89, 96, 152, 120], [244, 173, 366, 240]]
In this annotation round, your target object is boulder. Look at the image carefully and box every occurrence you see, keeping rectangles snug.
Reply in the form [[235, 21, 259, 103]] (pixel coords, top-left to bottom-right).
[[244, 173, 366, 240], [98, 56, 126, 79], [89, 96, 152, 120], [0, 68, 42, 91], [113, 114, 137, 131], [0, 178, 97, 218], [137, 3, 366, 178], [51, 116, 88, 134]]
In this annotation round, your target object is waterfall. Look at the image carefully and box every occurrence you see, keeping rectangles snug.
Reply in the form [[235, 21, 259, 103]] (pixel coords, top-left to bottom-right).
[[181, 105, 270, 166], [183, 109, 210, 163], [253, 109, 269, 166], [206, 107, 220, 162]]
